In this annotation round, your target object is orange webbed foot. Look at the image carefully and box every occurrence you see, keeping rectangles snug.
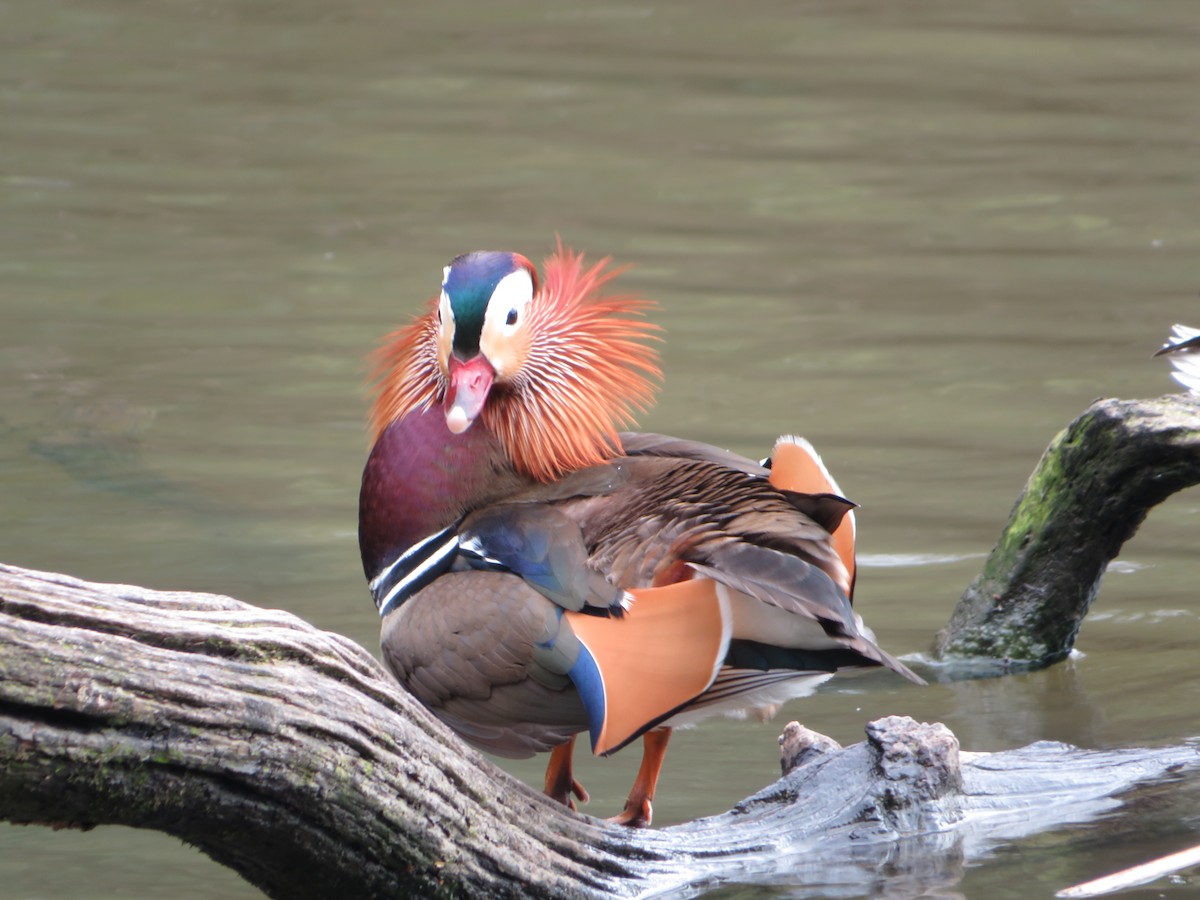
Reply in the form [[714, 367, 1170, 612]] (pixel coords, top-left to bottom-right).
[[606, 727, 670, 828], [607, 797, 652, 828]]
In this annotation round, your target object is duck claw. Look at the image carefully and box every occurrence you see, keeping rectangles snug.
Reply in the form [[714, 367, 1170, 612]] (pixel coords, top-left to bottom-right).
[[552, 777, 590, 810], [607, 798, 652, 828]]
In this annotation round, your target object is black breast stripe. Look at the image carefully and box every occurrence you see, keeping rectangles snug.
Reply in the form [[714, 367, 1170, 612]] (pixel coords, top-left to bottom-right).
[[370, 525, 459, 617]]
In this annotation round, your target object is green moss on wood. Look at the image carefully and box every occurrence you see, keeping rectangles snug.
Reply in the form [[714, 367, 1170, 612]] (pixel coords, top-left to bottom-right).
[[934, 396, 1200, 669]]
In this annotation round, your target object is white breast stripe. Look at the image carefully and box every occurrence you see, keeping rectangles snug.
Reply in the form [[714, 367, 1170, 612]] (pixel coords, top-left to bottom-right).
[[369, 525, 457, 594], [373, 528, 460, 618]]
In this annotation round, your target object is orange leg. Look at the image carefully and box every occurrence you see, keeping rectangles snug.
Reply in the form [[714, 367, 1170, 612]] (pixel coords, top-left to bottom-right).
[[543, 736, 589, 810], [609, 727, 672, 828]]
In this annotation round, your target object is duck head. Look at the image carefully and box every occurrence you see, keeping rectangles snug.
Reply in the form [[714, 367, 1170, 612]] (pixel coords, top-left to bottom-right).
[[438, 251, 539, 435], [369, 243, 662, 482]]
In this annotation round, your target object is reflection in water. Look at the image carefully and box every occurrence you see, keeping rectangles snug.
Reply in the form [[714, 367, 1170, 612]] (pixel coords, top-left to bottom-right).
[[19, 392, 198, 506], [860, 552, 986, 568], [944, 662, 1108, 751], [3, 0, 1200, 896]]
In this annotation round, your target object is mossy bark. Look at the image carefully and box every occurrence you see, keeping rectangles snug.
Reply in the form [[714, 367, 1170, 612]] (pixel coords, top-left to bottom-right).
[[933, 395, 1200, 668]]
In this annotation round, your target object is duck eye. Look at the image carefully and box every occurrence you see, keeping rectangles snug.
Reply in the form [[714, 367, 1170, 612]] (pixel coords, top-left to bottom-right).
[[505, 308, 518, 326]]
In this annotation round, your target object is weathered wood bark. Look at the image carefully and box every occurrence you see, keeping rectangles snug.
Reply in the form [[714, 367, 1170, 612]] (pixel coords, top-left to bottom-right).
[[934, 394, 1200, 668], [2, 563, 1197, 898], [0, 564, 620, 899]]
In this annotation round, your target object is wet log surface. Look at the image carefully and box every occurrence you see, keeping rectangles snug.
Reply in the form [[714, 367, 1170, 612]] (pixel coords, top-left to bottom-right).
[[934, 394, 1200, 670], [2, 563, 1197, 898]]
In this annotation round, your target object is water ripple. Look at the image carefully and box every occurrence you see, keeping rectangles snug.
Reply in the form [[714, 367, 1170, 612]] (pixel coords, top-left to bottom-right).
[[859, 552, 987, 569]]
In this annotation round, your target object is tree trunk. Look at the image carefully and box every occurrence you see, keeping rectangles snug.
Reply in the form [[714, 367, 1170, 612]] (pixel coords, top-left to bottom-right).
[[1, 563, 1196, 898], [933, 394, 1200, 669]]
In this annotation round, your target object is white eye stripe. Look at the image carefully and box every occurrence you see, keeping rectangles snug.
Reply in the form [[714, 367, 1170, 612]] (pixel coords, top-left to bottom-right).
[[485, 268, 534, 336], [441, 265, 452, 289]]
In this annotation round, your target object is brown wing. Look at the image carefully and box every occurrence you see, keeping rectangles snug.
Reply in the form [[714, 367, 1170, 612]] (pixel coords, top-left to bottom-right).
[[617, 430, 767, 476], [572, 455, 848, 590], [559, 451, 923, 686]]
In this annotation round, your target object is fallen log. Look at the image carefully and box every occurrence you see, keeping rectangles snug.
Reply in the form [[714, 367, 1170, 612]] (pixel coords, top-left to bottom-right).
[[1, 563, 1196, 898], [933, 394, 1200, 670]]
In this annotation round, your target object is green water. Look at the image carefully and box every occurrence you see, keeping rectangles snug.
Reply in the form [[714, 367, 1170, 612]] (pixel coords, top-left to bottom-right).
[[3, 1, 1200, 896]]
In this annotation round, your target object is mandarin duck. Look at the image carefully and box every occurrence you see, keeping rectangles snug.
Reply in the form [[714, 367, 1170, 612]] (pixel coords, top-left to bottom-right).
[[358, 246, 923, 827], [1156, 324, 1200, 392]]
